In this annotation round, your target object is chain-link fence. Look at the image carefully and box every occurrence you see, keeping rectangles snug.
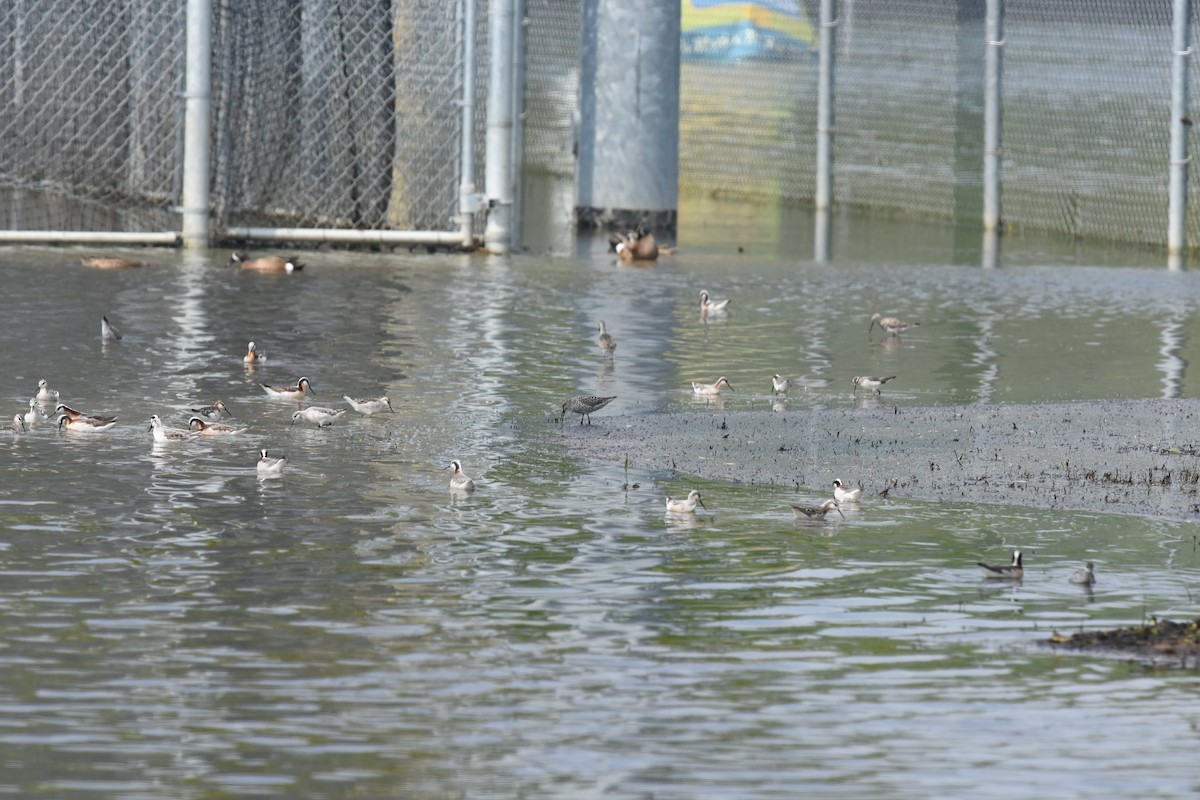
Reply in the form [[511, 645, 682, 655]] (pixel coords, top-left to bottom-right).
[[2, 1, 1199, 249], [0, 0, 185, 233]]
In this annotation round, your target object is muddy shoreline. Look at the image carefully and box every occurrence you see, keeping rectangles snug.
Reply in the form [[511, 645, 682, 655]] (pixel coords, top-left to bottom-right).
[[556, 398, 1200, 521]]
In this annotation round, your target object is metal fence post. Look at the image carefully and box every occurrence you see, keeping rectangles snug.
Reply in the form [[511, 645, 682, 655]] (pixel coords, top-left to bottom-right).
[[814, 0, 836, 262], [1169, 0, 1192, 265], [459, 0, 479, 248], [485, 0, 515, 253], [982, 0, 1003, 235], [180, 0, 212, 248]]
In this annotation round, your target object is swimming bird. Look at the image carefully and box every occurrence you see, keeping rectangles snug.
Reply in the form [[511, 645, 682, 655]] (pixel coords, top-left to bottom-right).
[[257, 448, 286, 477], [188, 417, 249, 435], [54, 404, 118, 425], [792, 499, 844, 520], [291, 406, 347, 427], [610, 224, 660, 262], [698, 290, 731, 314], [229, 251, 305, 273], [978, 550, 1024, 579], [22, 398, 48, 427], [869, 313, 919, 337], [343, 395, 394, 415], [101, 315, 122, 341], [449, 460, 475, 493], [772, 374, 791, 394], [243, 342, 265, 364], [665, 489, 706, 513], [149, 414, 197, 442], [261, 377, 315, 399], [35, 380, 59, 402], [832, 480, 863, 503], [852, 375, 897, 394], [560, 395, 617, 425], [57, 413, 117, 433], [692, 377, 734, 396], [597, 320, 617, 353], [1069, 562, 1096, 586], [190, 400, 231, 420], [4, 415, 26, 435], [80, 256, 148, 269]]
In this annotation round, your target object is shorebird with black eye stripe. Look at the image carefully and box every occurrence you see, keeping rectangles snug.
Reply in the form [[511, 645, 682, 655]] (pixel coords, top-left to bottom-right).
[[261, 377, 315, 400]]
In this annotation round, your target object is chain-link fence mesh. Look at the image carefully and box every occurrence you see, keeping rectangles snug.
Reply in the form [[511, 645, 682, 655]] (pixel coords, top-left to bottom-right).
[[0, 0, 185, 232], [213, 0, 472, 233], [2, 1, 1200, 248]]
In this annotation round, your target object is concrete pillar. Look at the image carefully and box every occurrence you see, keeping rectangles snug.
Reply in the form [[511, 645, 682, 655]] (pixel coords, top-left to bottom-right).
[[575, 0, 680, 232]]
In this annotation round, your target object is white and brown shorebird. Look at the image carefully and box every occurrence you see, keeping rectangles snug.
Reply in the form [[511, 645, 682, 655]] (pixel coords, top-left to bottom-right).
[[698, 290, 731, 314], [560, 395, 616, 425], [149, 414, 197, 442], [978, 550, 1023, 579], [189, 417, 249, 435], [190, 400, 231, 420], [772, 374, 791, 395], [291, 406, 347, 427], [832, 480, 863, 503], [1069, 562, 1096, 586], [261, 377, 315, 400], [792, 499, 844, 520], [229, 251, 305, 273], [5, 415, 27, 436], [343, 395, 394, 415], [665, 489, 706, 514], [35, 379, 59, 403], [56, 404, 118, 427], [869, 313, 919, 337], [852, 375, 897, 394], [243, 341, 265, 364], [449, 460, 475, 493], [597, 320, 617, 353], [693, 377, 734, 396]]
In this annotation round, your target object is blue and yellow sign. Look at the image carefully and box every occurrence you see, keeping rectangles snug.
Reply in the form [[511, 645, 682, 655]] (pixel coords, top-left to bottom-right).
[[682, 0, 816, 60]]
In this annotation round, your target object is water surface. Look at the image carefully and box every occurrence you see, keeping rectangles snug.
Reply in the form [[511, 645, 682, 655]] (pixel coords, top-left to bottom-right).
[[1, 240, 1199, 798]]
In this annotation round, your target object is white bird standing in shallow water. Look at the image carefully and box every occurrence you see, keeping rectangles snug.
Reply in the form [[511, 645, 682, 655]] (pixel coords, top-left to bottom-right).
[[832, 480, 863, 503], [792, 499, 844, 520], [692, 377, 734, 396], [698, 290, 731, 314], [257, 449, 286, 477], [597, 320, 617, 353], [772, 374, 791, 394], [852, 375, 897, 394], [23, 398, 47, 427], [868, 313, 919, 337], [665, 489, 706, 514], [449, 460, 475, 493], [978, 550, 1023, 579]]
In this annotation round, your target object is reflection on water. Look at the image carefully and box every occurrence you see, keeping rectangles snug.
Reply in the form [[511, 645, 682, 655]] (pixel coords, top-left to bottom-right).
[[0, 242, 1200, 797]]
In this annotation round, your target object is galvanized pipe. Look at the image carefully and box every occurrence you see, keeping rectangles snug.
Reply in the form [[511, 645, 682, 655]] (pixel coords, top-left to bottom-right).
[[458, 0, 478, 248], [0, 231, 180, 245], [180, 0, 212, 249], [484, 0, 515, 253], [1168, 0, 1192, 259], [814, 0, 837, 261], [221, 228, 469, 246], [982, 0, 1003, 234]]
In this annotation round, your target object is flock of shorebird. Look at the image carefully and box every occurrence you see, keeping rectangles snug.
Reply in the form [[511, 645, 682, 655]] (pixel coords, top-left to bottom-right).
[[564, 285, 1094, 586], [7, 251, 472, 488]]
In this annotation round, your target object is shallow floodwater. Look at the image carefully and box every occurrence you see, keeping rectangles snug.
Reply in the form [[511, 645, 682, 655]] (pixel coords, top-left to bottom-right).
[[2, 237, 1200, 798]]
